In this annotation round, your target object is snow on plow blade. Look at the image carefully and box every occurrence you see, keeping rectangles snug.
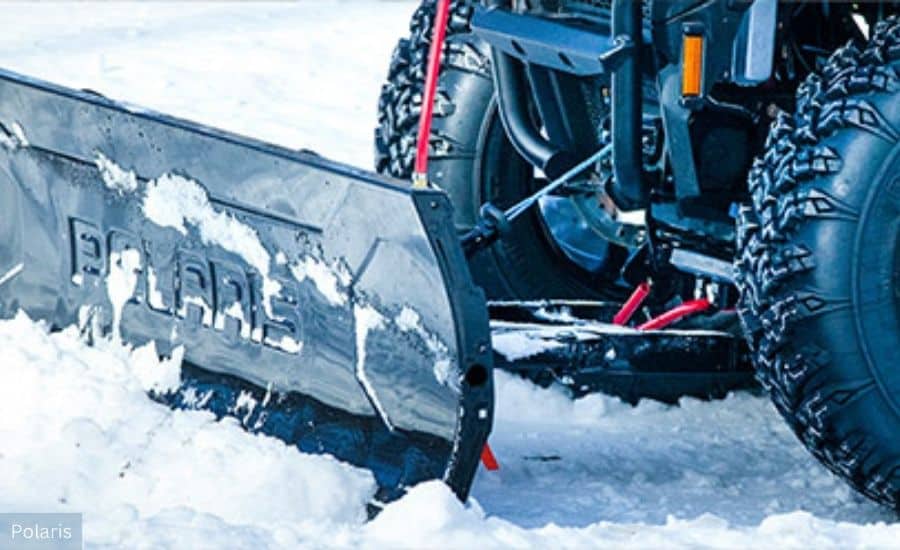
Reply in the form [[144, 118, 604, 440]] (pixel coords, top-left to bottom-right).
[[0, 69, 493, 505]]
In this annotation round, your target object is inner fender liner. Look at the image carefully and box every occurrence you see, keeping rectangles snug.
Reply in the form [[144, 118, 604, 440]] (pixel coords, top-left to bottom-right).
[[0, 68, 493, 505]]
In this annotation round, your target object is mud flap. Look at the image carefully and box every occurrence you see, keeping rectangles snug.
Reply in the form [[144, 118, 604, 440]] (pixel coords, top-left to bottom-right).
[[0, 68, 493, 505]]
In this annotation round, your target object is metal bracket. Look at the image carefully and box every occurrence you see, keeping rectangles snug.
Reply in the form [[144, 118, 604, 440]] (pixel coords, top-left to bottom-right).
[[471, 6, 633, 76]]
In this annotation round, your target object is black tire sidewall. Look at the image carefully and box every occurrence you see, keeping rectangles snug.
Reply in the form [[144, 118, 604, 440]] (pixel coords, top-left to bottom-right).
[[736, 24, 900, 507], [384, 24, 624, 301], [853, 144, 900, 416]]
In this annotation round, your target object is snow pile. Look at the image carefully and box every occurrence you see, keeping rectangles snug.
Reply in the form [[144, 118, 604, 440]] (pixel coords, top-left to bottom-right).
[[0, 313, 375, 547], [0, 312, 897, 547], [366, 482, 900, 549]]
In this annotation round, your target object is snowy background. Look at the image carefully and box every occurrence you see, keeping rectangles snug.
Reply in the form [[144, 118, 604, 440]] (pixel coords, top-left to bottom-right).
[[1, 2, 898, 547]]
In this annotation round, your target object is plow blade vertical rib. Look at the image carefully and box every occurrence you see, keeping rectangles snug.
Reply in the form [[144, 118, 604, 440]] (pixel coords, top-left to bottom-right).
[[0, 68, 493, 504]]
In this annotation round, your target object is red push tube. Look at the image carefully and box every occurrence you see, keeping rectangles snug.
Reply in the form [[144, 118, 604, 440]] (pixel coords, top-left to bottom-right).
[[612, 281, 651, 326], [637, 299, 711, 331], [413, 0, 452, 183]]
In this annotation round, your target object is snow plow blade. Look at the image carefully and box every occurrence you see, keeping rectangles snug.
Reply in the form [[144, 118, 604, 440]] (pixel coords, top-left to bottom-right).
[[0, 69, 493, 505]]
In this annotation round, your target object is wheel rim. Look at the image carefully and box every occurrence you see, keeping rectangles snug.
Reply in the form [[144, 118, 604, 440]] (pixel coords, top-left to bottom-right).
[[473, 101, 629, 298], [536, 195, 612, 273]]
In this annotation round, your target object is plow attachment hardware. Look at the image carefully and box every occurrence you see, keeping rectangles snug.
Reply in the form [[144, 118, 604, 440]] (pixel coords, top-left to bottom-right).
[[489, 300, 754, 404]]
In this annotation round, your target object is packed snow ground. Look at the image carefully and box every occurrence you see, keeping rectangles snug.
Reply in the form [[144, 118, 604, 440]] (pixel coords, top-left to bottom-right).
[[1, 2, 898, 547]]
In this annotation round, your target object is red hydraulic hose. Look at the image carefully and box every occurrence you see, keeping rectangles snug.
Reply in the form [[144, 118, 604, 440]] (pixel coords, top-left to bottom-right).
[[637, 299, 711, 331], [412, 0, 452, 186], [612, 281, 651, 326]]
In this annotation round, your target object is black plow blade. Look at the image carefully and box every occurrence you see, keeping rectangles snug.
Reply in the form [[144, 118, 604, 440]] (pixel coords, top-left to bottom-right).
[[0, 68, 492, 504]]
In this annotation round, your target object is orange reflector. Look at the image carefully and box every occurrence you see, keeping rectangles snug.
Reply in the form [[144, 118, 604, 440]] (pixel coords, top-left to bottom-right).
[[682, 34, 704, 97]]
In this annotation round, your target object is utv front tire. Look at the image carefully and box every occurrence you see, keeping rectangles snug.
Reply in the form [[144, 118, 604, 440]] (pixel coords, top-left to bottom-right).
[[736, 19, 900, 507], [375, 0, 624, 300]]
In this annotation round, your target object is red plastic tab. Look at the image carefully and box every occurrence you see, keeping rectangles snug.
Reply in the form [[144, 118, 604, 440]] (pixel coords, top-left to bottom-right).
[[481, 442, 500, 471]]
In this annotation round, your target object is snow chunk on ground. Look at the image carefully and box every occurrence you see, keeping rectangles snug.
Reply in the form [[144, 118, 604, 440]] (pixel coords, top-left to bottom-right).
[[131, 341, 184, 394], [490, 369, 628, 426], [0, 313, 375, 547]]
